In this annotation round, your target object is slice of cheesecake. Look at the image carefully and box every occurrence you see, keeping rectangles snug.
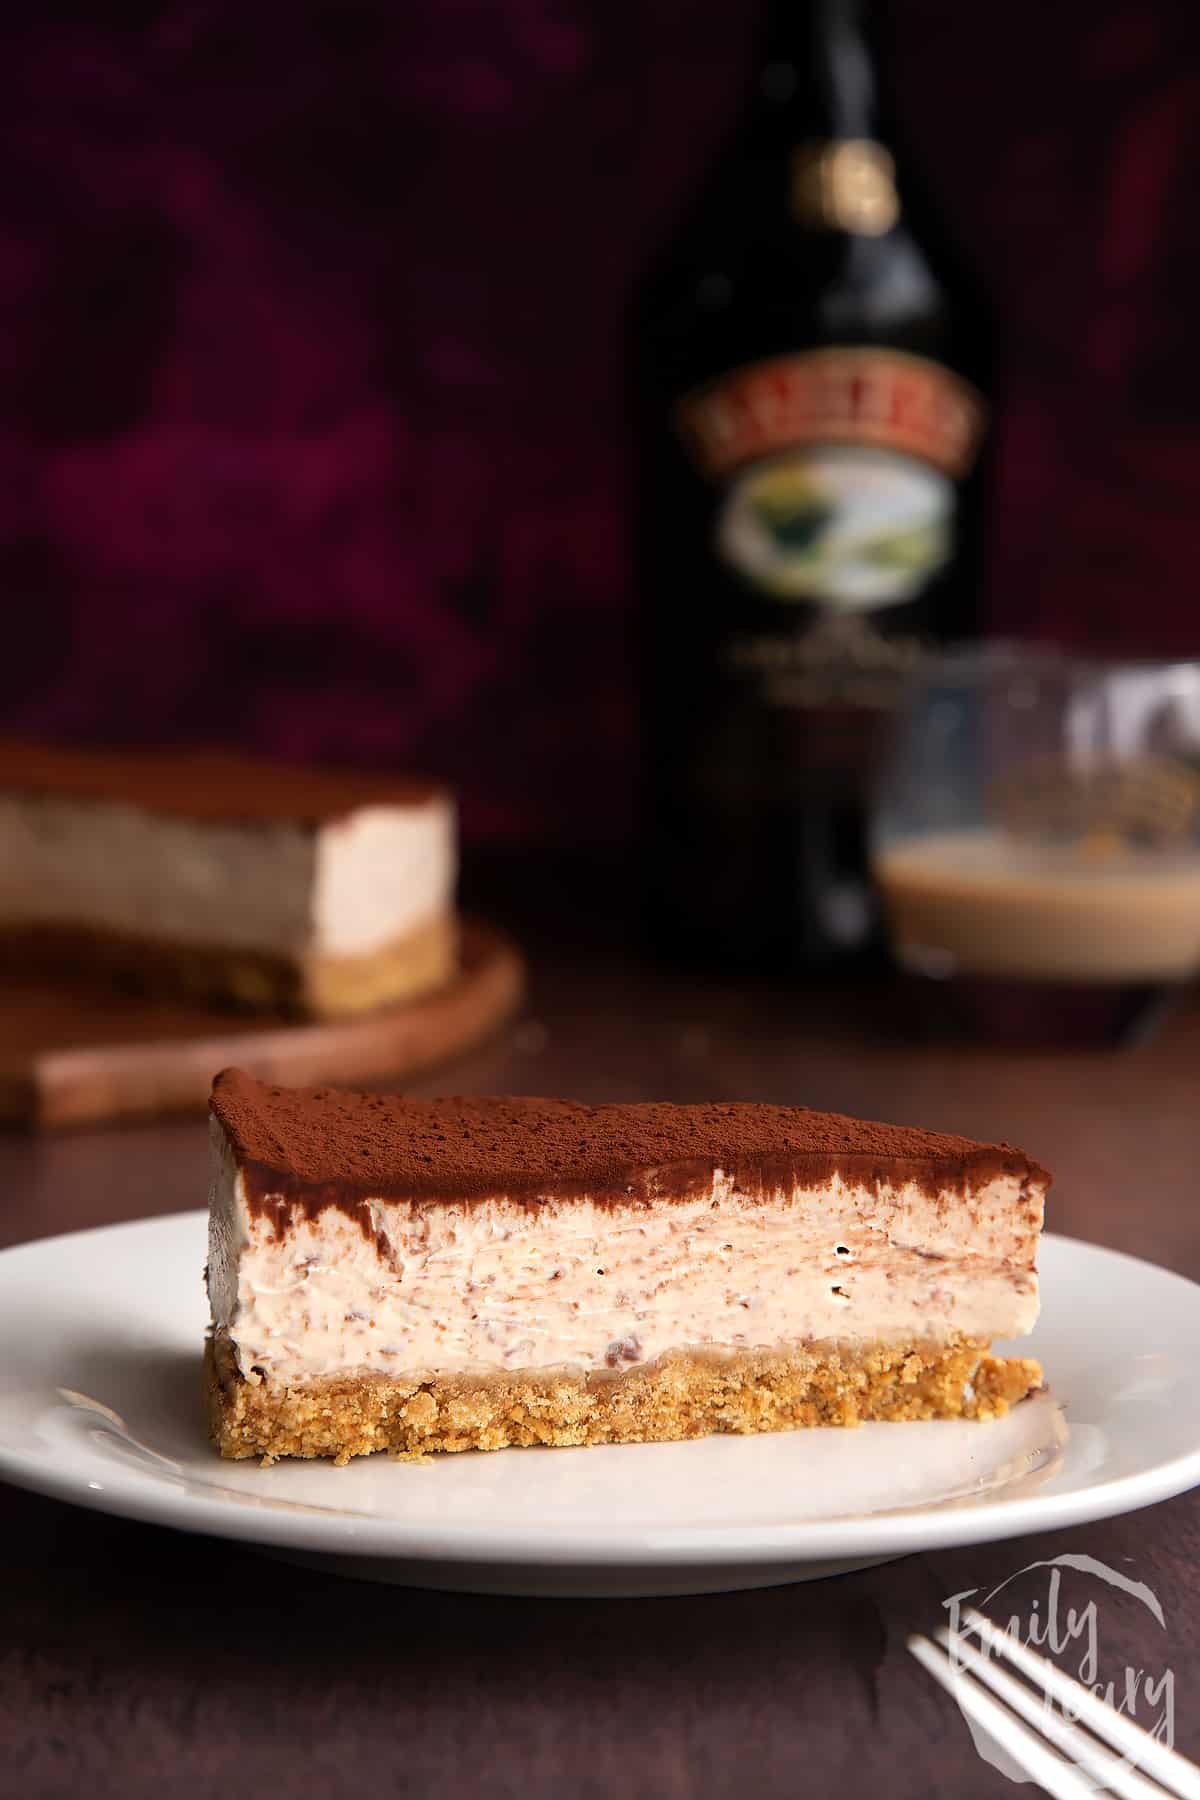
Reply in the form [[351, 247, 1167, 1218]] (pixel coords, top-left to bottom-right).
[[205, 1069, 1047, 1462], [0, 742, 456, 1017]]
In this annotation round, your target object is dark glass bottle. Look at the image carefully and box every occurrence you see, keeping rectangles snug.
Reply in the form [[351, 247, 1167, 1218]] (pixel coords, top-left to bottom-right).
[[636, 0, 988, 968]]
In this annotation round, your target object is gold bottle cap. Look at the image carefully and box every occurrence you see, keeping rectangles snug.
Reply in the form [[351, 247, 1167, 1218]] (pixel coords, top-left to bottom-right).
[[791, 139, 899, 235]]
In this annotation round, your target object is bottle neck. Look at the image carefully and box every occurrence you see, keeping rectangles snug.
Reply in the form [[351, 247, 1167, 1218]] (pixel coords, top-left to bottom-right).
[[751, 0, 898, 236], [755, 0, 883, 143]]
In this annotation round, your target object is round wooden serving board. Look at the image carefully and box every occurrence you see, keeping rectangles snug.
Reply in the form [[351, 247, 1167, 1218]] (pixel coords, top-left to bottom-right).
[[0, 917, 524, 1130]]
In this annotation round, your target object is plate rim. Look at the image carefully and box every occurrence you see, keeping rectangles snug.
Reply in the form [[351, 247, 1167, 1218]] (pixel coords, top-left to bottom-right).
[[1, 1214, 1199, 1569]]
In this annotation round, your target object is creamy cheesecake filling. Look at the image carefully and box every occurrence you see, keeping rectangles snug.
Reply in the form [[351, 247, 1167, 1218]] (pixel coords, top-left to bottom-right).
[[208, 1123, 1040, 1385], [0, 791, 454, 958]]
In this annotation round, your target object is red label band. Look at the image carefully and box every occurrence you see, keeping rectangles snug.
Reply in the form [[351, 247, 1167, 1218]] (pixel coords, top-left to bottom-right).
[[676, 349, 986, 482]]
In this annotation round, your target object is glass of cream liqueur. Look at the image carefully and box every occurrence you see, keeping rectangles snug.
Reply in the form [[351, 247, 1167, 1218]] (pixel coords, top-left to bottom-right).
[[871, 646, 1200, 1044]]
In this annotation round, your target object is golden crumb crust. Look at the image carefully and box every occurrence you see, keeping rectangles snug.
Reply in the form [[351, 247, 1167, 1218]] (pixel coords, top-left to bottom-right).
[[205, 1332, 1042, 1465], [0, 911, 455, 1017]]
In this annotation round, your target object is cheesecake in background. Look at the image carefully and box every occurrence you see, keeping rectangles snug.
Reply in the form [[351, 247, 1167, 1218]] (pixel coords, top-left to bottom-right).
[[0, 742, 456, 1017]]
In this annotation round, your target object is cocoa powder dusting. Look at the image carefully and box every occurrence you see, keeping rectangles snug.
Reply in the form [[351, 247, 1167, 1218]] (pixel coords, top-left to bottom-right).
[[211, 1068, 1051, 1224], [0, 740, 442, 824]]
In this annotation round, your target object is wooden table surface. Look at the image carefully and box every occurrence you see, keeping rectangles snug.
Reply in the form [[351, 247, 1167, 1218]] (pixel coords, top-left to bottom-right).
[[3, 901, 1199, 1799]]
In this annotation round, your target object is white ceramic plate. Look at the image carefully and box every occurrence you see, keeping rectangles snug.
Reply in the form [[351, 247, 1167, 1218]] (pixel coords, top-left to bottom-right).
[[1, 1214, 1197, 1597]]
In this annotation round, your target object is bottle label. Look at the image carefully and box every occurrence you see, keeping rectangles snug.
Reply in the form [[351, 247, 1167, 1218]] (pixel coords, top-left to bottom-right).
[[716, 445, 950, 606], [676, 347, 984, 609]]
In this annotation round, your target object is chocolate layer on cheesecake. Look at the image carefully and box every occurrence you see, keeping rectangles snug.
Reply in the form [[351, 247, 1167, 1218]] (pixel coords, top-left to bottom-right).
[[211, 1067, 1048, 1211], [0, 741, 441, 820]]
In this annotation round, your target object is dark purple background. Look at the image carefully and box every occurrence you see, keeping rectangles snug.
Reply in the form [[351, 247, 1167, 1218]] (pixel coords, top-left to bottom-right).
[[2, 1, 1199, 844]]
